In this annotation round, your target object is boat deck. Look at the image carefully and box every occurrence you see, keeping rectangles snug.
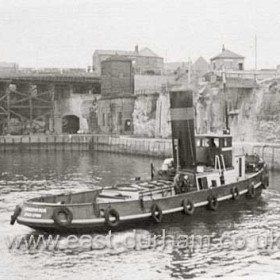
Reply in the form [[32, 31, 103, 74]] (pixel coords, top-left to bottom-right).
[[96, 180, 175, 203]]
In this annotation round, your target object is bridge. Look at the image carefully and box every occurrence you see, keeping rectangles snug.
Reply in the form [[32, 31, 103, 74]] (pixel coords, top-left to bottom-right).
[[0, 73, 101, 135]]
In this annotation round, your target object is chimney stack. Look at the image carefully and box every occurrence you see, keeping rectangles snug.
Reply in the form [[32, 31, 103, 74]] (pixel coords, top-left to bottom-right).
[[135, 45, 139, 54], [169, 89, 196, 170]]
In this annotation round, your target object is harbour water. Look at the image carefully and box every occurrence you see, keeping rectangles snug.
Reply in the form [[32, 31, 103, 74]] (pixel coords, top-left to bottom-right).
[[0, 151, 280, 280]]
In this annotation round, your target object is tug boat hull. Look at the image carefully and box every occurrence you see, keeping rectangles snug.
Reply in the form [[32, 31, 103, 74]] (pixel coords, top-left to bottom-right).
[[15, 168, 267, 233]]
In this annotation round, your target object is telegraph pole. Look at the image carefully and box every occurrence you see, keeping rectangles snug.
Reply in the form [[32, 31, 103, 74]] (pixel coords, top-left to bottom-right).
[[255, 35, 258, 80]]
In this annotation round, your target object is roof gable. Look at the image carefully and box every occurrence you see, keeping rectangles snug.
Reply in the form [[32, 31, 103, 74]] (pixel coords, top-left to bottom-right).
[[193, 56, 209, 67], [138, 47, 159, 57], [211, 49, 244, 60]]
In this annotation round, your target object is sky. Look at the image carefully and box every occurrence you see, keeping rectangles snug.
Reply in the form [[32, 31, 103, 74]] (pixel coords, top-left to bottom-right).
[[0, 0, 279, 69]]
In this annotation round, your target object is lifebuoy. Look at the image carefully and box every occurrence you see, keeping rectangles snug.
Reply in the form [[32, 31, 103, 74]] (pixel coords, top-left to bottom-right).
[[151, 204, 163, 223], [52, 206, 73, 227], [104, 208, 120, 227], [207, 195, 219, 211], [231, 186, 240, 200], [10, 205, 22, 225], [247, 183, 256, 198], [182, 199, 195, 215]]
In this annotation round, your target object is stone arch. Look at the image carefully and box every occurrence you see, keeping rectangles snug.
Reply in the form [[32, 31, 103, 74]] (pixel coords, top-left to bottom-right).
[[62, 115, 80, 134]]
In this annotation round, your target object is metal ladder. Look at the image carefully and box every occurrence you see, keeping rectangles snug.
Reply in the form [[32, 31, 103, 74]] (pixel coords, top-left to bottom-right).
[[215, 154, 226, 174]]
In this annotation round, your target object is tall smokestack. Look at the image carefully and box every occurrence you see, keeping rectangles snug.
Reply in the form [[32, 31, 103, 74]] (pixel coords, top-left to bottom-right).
[[169, 89, 196, 170]]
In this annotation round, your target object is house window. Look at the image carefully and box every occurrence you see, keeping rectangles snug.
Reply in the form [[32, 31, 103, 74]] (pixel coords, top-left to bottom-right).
[[102, 113, 105, 126], [238, 63, 243, 70]]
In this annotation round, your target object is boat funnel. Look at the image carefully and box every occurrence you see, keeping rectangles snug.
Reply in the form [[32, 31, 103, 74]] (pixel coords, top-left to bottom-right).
[[169, 89, 196, 171]]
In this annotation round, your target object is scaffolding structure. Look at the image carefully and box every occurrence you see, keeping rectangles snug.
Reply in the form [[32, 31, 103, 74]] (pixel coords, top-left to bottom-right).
[[0, 73, 100, 135]]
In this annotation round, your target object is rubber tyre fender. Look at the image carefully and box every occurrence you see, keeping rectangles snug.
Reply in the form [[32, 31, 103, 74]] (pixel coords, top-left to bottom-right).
[[262, 173, 269, 189], [182, 199, 195, 215], [52, 206, 73, 227], [10, 205, 22, 225], [247, 183, 256, 198], [104, 208, 120, 227], [231, 186, 240, 200], [207, 195, 219, 211], [151, 204, 163, 223]]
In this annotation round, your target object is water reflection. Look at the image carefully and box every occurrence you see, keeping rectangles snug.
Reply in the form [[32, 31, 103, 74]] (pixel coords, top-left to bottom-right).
[[0, 151, 280, 279]]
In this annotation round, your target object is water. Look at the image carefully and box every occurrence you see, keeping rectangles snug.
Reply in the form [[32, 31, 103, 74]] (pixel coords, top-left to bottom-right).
[[0, 151, 280, 280]]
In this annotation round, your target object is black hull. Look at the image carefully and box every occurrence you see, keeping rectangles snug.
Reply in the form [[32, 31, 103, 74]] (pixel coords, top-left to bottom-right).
[[17, 172, 266, 234]]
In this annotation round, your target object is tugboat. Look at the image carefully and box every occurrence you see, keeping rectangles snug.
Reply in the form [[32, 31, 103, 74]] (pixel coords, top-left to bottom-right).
[[10, 89, 269, 233]]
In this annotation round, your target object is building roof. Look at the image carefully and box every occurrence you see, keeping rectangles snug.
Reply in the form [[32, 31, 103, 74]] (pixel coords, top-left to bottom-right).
[[210, 48, 244, 61], [94, 47, 161, 58], [94, 49, 134, 56], [103, 54, 132, 62], [138, 47, 159, 57], [193, 57, 210, 72]]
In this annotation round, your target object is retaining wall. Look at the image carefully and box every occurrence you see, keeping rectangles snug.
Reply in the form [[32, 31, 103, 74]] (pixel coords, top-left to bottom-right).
[[0, 135, 93, 151]]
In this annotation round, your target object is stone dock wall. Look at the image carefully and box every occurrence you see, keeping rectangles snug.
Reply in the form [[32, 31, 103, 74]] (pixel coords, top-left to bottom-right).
[[0, 135, 93, 151], [91, 135, 172, 158], [0, 134, 280, 169]]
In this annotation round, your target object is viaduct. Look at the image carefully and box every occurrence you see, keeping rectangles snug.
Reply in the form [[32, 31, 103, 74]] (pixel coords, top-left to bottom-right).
[[0, 73, 100, 135]]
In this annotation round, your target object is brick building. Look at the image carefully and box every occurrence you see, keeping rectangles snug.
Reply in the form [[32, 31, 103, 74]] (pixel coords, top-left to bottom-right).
[[97, 55, 135, 134], [210, 46, 245, 71], [92, 46, 164, 75]]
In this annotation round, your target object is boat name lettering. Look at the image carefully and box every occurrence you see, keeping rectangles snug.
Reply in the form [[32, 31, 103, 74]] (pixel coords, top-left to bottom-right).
[[25, 207, 47, 213], [24, 212, 42, 218]]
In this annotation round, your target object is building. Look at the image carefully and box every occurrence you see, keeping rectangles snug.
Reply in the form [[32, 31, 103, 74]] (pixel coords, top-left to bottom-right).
[[192, 56, 210, 76], [100, 55, 134, 97], [210, 46, 245, 71], [164, 62, 190, 76], [97, 55, 135, 134], [92, 45, 164, 75], [0, 62, 19, 74]]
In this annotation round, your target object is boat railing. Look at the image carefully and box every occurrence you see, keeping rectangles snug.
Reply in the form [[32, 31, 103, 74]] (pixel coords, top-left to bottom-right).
[[139, 184, 174, 199], [251, 143, 280, 170]]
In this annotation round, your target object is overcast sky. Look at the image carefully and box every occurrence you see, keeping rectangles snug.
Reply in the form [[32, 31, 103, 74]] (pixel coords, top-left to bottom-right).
[[0, 0, 279, 69]]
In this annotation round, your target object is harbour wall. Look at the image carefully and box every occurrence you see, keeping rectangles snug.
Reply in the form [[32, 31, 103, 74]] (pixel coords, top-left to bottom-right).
[[0, 135, 93, 151], [1, 134, 280, 169], [91, 136, 280, 169]]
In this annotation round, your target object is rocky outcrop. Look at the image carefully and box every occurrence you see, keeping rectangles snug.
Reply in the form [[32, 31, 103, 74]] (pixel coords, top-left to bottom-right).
[[133, 93, 158, 137]]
